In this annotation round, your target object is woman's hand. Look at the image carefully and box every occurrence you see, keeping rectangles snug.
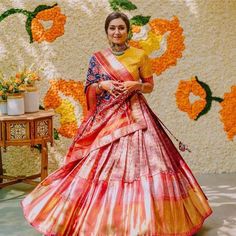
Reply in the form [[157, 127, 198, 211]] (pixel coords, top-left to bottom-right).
[[122, 81, 142, 94], [98, 80, 125, 97]]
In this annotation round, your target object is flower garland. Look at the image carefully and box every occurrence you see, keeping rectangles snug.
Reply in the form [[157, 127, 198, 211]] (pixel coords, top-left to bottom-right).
[[219, 86, 236, 140], [148, 16, 185, 75], [175, 76, 236, 141], [175, 76, 224, 120], [44, 79, 87, 138], [0, 4, 66, 43], [129, 16, 185, 75], [31, 5, 66, 43], [175, 76, 207, 120]]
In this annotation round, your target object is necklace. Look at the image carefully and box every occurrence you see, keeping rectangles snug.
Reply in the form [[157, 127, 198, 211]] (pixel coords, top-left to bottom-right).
[[110, 43, 129, 56], [111, 50, 126, 56]]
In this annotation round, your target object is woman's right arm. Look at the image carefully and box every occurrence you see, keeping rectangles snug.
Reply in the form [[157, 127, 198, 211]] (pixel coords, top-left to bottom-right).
[[95, 80, 124, 96], [85, 56, 124, 110]]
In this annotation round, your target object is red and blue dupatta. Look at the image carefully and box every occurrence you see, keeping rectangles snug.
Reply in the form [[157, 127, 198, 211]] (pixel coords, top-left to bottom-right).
[[65, 49, 148, 164]]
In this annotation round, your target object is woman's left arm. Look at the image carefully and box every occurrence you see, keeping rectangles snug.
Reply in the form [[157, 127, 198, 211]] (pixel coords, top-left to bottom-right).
[[123, 52, 154, 94], [122, 80, 153, 94]]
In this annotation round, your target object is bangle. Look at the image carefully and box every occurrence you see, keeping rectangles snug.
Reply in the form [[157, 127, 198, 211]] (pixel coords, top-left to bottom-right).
[[97, 82, 103, 91]]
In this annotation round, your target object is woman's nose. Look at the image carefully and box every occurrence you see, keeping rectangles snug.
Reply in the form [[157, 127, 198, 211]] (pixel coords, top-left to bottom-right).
[[114, 28, 120, 34]]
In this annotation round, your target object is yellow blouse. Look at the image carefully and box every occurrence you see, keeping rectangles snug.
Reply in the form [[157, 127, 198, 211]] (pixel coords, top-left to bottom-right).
[[115, 47, 153, 83]]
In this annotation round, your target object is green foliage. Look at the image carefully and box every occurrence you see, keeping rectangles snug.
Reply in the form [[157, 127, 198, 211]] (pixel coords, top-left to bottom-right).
[[211, 96, 223, 103], [195, 76, 223, 120], [0, 8, 30, 22], [54, 128, 60, 140], [130, 15, 151, 26], [109, 0, 137, 11], [27, 4, 57, 43], [39, 105, 45, 110], [33, 144, 42, 152], [25, 15, 34, 43], [33, 4, 57, 15], [128, 30, 133, 40], [195, 77, 212, 120], [0, 3, 57, 43]]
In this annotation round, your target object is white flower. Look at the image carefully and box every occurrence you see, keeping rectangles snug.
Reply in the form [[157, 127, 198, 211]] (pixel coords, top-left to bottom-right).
[[132, 25, 150, 41]]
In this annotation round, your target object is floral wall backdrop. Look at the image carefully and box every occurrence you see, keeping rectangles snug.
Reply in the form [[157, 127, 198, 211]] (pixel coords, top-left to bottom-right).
[[0, 0, 235, 176]]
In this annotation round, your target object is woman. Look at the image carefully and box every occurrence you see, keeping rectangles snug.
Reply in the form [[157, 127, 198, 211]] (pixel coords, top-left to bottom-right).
[[22, 12, 212, 236]]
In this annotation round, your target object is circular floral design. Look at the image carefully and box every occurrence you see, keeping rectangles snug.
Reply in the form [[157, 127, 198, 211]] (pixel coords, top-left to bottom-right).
[[129, 16, 185, 75], [175, 77, 207, 120], [219, 86, 236, 140], [44, 79, 87, 138], [0, 4, 66, 43], [31, 6, 66, 43]]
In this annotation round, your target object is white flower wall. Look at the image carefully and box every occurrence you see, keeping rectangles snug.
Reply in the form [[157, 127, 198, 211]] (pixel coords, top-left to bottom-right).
[[0, 0, 235, 176]]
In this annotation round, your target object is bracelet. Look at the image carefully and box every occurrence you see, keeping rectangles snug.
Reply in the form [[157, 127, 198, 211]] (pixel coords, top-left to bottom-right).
[[97, 82, 103, 91]]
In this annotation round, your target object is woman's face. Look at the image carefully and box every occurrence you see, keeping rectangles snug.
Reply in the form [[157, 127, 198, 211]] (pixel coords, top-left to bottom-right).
[[107, 18, 128, 45]]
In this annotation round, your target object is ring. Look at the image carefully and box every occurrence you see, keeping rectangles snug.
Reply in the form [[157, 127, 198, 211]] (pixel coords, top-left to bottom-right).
[[109, 85, 115, 93], [109, 85, 114, 90]]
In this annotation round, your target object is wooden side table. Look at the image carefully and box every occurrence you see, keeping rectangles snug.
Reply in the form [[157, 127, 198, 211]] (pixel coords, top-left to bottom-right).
[[0, 110, 54, 188]]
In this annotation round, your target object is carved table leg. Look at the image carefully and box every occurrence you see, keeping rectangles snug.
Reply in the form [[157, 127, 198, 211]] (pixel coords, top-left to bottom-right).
[[41, 139, 48, 181]]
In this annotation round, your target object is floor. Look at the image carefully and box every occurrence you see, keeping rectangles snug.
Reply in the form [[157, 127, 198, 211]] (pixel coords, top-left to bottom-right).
[[0, 173, 236, 236]]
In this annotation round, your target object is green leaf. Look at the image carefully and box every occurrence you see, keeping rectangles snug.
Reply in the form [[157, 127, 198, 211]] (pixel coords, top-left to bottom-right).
[[0, 8, 31, 22], [39, 105, 45, 110], [194, 76, 213, 120], [33, 144, 42, 152], [33, 4, 57, 16], [109, 0, 137, 11], [25, 15, 34, 43], [211, 96, 223, 103], [130, 15, 151, 26], [128, 30, 133, 40], [54, 128, 60, 140]]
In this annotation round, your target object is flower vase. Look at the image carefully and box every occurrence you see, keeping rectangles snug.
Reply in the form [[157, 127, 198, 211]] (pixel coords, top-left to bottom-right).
[[0, 99, 7, 116], [24, 85, 39, 113], [7, 93, 25, 116]]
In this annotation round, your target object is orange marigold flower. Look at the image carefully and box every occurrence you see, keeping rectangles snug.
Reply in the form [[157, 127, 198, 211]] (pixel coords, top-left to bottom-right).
[[131, 25, 141, 33], [44, 79, 87, 138], [14, 78, 21, 84], [175, 77, 207, 120], [8, 85, 13, 91], [44, 89, 61, 109], [149, 16, 185, 75], [31, 6, 66, 43], [15, 73, 21, 79], [128, 40, 142, 49], [219, 86, 236, 140], [58, 122, 78, 138]]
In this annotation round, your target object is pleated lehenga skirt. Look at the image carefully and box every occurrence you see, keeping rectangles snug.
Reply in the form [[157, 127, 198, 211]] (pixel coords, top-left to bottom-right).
[[21, 100, 212, 236]]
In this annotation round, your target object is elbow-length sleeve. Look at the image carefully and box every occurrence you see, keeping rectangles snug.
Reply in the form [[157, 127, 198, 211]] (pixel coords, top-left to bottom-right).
[[139, 53, 154, 85], [84, 55, 101, 111]]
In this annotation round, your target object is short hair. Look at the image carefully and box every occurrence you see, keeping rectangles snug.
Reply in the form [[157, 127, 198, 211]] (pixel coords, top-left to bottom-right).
[[104, 12, 130, 34]]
